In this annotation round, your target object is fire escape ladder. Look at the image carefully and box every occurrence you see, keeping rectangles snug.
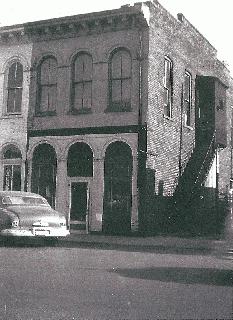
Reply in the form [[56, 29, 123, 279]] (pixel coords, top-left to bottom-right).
[[173, 131, 216, 210]]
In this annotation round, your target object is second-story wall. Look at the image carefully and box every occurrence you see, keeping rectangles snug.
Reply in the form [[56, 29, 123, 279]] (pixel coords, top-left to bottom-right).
[[26, 9, 149, 132]]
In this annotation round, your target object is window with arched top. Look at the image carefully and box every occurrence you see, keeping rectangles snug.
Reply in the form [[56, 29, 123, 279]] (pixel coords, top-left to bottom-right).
[[71, 53, 93, 113], [109, 49, 131, 112], [2, 144, 22, 191], [31, 143, 57, 208], [37, 56, 57, 114], [7, 62, 23, 114], [67, 142, 93, 177], [103, 141, 133, 234]]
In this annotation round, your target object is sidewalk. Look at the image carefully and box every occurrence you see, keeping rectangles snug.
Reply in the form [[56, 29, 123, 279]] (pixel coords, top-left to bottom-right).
[[60, 231, 225, 254]]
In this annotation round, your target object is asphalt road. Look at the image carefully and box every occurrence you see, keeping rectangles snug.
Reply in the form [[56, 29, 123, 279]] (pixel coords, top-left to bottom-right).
[[0, 241, 232, 320]]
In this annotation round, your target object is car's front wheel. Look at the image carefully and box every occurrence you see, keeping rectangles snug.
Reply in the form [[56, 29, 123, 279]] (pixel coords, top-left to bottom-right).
[[43, 237, 59, 246], [0, 236, 15, 246]]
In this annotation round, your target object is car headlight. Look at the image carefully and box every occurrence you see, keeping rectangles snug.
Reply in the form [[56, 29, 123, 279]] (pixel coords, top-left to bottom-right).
[[11, 219, 19, 228]]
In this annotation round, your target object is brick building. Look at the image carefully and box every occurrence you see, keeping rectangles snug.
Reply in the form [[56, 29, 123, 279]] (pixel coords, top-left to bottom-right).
[[0, 1, 232, 235], [0, 25, 32, 197]]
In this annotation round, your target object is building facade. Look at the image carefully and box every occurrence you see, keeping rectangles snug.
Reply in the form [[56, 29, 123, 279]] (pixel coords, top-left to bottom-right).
[[0, 1, 232, 235], [0, 25, 32, 198]]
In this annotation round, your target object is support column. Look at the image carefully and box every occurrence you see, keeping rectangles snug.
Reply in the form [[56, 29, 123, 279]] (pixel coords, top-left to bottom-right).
[[90, 157, 105, 232], [26, 157, 32, 192], [21, 160, 26, 191], [131, 154, 139, 232], [0, 160, 3, 191], [55, 157, 68, 218]]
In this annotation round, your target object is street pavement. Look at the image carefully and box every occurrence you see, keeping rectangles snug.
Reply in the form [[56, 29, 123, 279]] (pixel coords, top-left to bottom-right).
[[0, 237, 232, 319]]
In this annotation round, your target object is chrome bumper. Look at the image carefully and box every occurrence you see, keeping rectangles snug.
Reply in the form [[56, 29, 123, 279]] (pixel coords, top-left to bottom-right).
[[1, 227, 70, 237]]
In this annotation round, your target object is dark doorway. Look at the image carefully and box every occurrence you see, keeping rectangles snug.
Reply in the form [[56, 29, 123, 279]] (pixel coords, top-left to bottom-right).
[[70, 182, 88, 231], [103, 142, 132, 235], [31, 144, 57, 208], [67, 142, 93, 232]]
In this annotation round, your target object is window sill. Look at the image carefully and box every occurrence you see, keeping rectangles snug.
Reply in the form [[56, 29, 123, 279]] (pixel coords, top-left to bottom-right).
[[68, 108, 92, 115], [1, 113, 23, 118], [35, 111, 57, 117]]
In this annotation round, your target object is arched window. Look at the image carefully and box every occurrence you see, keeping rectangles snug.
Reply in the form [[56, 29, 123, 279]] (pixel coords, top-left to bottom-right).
[[103, 142, 133, 234], [37, 57, 57, 114], [31, 144, 57, 207], [2, 144, 22, 191], [109, 49, 131, 112], [67, 142, 93, 177], [71, 53, 93, 112], [7, 62, 23, 114]]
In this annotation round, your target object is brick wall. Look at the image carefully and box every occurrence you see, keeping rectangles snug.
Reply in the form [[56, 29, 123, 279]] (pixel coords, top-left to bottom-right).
[[146, 0, 231, 198]]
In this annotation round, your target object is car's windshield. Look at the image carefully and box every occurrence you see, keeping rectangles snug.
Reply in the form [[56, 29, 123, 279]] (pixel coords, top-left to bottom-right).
[[2, 196, 49, 206]]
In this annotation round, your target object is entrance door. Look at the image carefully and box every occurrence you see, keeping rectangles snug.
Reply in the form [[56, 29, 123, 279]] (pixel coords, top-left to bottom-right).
[[70, 182, 89, 232]]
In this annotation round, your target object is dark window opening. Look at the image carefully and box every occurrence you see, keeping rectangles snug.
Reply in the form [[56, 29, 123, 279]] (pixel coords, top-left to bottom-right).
[[37, 57, 57, 114], [163, 57, 173, 117], [184, 71, 192, 126], [7, 62, 23, 114], [71, 53, 93, 112], [109, 49, 131, 112], [67, 143, 93, 177]]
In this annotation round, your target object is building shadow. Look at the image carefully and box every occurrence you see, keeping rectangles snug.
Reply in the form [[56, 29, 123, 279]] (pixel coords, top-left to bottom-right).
[[111, 266, 233, 287]]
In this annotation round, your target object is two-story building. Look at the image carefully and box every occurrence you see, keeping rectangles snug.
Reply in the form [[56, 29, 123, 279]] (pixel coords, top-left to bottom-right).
[[0, 25, 32, 197], [0, 1, 232, 236]]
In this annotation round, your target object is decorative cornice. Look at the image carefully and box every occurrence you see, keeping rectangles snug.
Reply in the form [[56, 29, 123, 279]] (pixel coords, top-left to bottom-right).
[[0, 6, 149, 44], [0, 26, 27, 44], [24, 9, 148, 41]]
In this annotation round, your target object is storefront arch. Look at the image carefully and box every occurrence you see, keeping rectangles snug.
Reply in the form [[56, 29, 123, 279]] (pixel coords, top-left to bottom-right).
[[31, 143, 57, 207], [67, 142, 93, 177], [103, 141, 133, 235]]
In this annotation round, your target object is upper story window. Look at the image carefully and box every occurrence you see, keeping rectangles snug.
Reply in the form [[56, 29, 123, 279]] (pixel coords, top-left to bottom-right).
[[163, 57, 173, 118], [109, 48, 131, 112], [184, 71, 192, 126], [71, 53, 93, 113], [37, 56, 57, 115], [7, 62, 23, 114]]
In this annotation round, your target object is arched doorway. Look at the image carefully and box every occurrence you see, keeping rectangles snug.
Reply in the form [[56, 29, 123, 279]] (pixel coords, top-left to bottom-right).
[[67, 142, 93, 231], [103, 142, 133, 235], [2, 144, 22, 191], [31, 143, 57, 208]]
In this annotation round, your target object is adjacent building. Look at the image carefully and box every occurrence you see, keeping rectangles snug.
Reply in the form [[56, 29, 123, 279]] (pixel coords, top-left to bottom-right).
[[0, 1, 232, 235], [0, 25, 32, 199]]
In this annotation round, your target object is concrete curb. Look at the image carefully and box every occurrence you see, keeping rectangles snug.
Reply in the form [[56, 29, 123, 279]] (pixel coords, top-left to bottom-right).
[[59, 233, 224, 254]]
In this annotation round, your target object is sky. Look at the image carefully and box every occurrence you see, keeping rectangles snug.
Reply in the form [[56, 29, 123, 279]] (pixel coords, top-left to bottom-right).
[[1, 0, 233, 74]]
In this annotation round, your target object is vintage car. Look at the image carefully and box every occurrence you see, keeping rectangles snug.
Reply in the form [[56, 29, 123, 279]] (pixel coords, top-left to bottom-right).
[[0, 191, 69, 240]]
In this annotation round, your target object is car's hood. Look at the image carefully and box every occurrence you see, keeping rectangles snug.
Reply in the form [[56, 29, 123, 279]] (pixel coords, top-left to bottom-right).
[[7, 205, 63, 227]]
